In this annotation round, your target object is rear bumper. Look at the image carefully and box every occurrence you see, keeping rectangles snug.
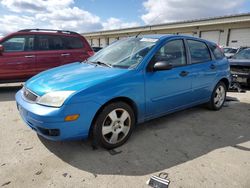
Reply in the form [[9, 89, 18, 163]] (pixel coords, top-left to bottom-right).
[[15, 90, 101, 141]]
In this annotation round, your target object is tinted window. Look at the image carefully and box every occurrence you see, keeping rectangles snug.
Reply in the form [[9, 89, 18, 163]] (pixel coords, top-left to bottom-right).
[[210, 44, 224, 60], [37, 35, 64, 50], [62, 37, 84, 49], [153, 40, 186, 66], [37, 35, 49, 50], [187, 40, 211, 64], [50, 36, 63, 50], [1, 35, 34, 52]]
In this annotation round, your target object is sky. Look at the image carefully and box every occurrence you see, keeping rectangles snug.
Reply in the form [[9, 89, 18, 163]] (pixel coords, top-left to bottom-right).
[[0, 0, 250, 37]]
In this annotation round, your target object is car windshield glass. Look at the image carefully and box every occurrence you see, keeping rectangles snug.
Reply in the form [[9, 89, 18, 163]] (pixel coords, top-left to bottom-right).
[[233, 48, 250, 60], [224, 48, 237, 53], [230, 49, 237, 53], [87, 37, 157, 69], [223, 48, 231, 53]]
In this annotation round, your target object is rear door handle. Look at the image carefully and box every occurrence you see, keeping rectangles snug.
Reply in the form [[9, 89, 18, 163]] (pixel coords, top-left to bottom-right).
[[7, 62, 23, 65], [25, 55, 35, 58], [180, 71, 189, 77], [61, 53, 70, 56], [210, 64, 216, 69]]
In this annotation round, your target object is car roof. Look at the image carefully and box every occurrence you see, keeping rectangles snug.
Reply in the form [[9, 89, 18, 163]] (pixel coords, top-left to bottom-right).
[[140, 34, 172, 39], [140, 34, 215, 44], [0, 29, 80, 41]]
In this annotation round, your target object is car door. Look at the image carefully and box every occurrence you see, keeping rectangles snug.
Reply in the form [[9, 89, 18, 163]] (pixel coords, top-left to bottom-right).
[[145, 39, 193, 119], [0, 35, 36, 81], [60, 36, 90, 64], [186, 39, 218, 101], [34, 35, 61, 74]]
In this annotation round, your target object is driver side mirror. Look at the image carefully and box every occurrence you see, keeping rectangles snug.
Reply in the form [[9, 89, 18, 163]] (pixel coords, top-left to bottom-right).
[[153, 61, 173, 71], [0, 45, 4, 55]]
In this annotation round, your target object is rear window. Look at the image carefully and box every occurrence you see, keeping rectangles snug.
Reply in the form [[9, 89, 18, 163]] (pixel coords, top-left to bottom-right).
[[210, 44, 224, 60], [62, 36, 84, 49], [187, 40, 211, 64]]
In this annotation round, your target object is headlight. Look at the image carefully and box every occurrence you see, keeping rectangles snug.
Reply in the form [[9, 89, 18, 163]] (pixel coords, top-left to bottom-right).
[[37, 91, 75, 107]]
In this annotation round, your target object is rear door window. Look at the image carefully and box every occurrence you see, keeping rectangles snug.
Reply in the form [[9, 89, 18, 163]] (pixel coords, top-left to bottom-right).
[[1, 35, 34, 52], [37, 35, 64, 51], [37, 35, 50, 50], [187, 40, 211, 64]]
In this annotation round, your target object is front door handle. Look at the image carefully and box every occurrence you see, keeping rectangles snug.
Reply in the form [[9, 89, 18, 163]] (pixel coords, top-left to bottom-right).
[[210, 64, 216, 69], [180, 71, 189, 77], [25, 55, 35, 58], [61, 53, 70, 56]]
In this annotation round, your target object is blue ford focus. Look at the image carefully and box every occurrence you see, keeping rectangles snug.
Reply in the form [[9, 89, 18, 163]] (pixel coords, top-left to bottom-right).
[[16, 35, 230, 149]]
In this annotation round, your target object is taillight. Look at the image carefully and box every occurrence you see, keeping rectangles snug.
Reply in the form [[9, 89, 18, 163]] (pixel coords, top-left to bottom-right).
[[87, 50, 94, 57], [217, 45, 224, 53]]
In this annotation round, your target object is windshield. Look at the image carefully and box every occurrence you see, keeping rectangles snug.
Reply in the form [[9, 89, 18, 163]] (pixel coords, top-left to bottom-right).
[[233, 48, 250, 60], [87, 37, 157, 69], [224, 48, 237, 53]]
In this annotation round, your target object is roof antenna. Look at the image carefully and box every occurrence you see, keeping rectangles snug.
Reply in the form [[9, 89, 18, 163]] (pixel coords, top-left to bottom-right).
[[135, 14, 161, 38]]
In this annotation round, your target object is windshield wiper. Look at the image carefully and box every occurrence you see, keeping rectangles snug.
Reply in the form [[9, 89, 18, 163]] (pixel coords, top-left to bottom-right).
[[91, 61, 112, 68]]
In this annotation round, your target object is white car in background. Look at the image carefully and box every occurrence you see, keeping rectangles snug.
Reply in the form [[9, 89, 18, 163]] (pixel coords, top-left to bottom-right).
[[223, 47, 238, 58]]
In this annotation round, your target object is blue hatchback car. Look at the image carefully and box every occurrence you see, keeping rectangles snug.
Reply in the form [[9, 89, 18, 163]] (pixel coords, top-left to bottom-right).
[[16, 35, 231, 149]]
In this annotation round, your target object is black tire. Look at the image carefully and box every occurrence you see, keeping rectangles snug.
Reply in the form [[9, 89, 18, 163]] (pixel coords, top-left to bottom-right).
[[92, 102, 135, 149], [208, 81, 227, 111]]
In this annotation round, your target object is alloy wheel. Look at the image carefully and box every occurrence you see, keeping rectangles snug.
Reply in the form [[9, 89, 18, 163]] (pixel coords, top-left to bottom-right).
[[214, 85, 226, 108], [102, 108, 131, 144]]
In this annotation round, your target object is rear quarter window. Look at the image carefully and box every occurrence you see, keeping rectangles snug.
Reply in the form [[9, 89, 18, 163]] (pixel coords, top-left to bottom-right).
[[210, 44, 224, 60], [62, 36, 84, 49], [187, 40, 211, 64]]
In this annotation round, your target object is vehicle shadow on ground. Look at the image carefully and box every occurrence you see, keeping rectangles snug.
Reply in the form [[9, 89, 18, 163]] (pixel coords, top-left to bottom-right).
[[0, 85, 22, 102], [39, 100, 250, 176]]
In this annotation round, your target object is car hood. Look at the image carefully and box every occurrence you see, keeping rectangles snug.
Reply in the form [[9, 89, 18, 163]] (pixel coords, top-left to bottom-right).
[[25, 62, 129, 96], [229, 59, 250, 67]]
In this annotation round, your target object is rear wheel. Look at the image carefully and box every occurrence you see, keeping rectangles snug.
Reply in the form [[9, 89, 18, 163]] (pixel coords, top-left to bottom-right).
[[92, 102, 135, 149], [208, 81, 227, 110]]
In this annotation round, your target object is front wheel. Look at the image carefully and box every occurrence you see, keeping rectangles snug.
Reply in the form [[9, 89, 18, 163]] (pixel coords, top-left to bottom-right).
[[208, 81, 227, 110], [92, 102, 135, 149]]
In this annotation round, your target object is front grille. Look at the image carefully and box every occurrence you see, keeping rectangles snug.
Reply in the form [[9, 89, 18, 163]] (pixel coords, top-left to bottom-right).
[[230, 66, 250, 74], [37, 127, 60, 136], [23, 87, 38, 102]]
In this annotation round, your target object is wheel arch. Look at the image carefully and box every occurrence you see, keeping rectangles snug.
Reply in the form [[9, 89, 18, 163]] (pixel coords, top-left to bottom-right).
[[88, 96, 138, 137], [219, 77, 230, 90]]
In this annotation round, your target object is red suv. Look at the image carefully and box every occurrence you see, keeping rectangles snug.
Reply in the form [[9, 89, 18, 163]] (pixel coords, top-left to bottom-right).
[[0, 29, 94, 83]]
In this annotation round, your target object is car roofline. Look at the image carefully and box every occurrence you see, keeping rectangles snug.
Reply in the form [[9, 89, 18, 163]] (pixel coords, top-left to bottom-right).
[[133, 34, 216, 44]]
